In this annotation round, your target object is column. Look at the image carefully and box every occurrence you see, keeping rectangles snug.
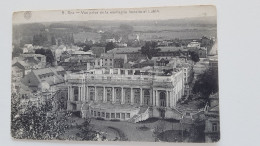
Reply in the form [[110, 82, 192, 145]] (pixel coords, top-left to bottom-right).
[[121, 87, 124, 104], [81, 86, 84, 102], [81, 86, 84, 101], [130, 88, 134, 105], [71, 86, 74, 101], [169, 91, 173, 108], [166, 91, 169, 107], [94, 86, 97, 102], [78, 87, 81, 101], [149, 89, 152, 106], [173, 91, 176, 107], [156, 90, 160, 106], [112, 87, 115, 103], [140, 88, 143, 105], [153, 90, 155, 106], [86, 86, 89, 102], [67, 86, 70, 101], [103, 87, 106, 103], [82, 85, 85, 102]]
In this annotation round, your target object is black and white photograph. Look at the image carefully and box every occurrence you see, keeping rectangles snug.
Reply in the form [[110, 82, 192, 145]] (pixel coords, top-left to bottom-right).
[[11, 6, 219, 143]]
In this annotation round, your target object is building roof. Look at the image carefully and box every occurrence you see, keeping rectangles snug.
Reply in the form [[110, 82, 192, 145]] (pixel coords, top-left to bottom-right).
[[107, 47, 141, 54], [157, 46, 188, 52], [30, 66, 65, 86], [100, 53, 126, 59], [72, 51, 92, 55]]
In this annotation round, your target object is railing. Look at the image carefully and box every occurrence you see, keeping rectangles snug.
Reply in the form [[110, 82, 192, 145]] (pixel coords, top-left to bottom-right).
[[67, 75, 174, 85]]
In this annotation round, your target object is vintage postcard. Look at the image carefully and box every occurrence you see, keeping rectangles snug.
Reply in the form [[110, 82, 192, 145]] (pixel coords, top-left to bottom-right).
[[11, 5, 219, 142]]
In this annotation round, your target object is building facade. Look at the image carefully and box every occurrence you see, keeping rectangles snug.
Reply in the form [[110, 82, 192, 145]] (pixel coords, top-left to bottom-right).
[[66, 67, 184, 122]]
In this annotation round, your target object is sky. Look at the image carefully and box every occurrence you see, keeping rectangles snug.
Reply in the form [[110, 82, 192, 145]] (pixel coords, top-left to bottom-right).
[[13, 5, 216, 24]]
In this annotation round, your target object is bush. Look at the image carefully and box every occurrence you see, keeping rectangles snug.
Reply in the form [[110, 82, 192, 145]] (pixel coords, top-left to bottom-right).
[[164, 118, 180, 123], [138, 117, 159, 124], [137, 125, 150, 131], [110, 119, 120, 122], [96, 117, 105, 121]]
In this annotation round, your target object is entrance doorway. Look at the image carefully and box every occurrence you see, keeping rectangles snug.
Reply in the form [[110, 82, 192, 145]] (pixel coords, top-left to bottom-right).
[[144, 90, 150, 105], [159, 92, 166, 107]]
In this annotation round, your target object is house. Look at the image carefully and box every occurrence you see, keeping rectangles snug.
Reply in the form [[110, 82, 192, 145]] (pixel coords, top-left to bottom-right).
[[133, 59, 154, 68], [59, 56, 95, 71], [204, 92, 220, 142], [94, 58, 103, 68], [105, 38, 116, 43], [12, 66, 24, 82], [156, 46, 189, 57], [12, 60, 39, 76], [100, 53, 127, 68], [114, 58, 124, 68], [19, 54, 46, 68], [187, 41, 201, 48], [21, 66, 66, 91], [188, 47, 207, 58], [107, 47, 146, 62], [209, 55, 218, 71], [154, 58, 169, 66]]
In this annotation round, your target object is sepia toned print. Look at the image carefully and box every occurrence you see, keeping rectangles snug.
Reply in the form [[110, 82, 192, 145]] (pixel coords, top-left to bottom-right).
[[11, 6, 219, 142]]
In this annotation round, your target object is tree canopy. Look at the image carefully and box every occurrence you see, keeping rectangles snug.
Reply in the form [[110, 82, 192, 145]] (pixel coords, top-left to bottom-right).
[[12, 46, 23, 58], [189, 51, 200, 63], [105, 42, 116, 52], [33, 34, 48, 46], [11, 94, 70, 140], [140, 41, 161, 59], [35, 48, 54, 65], [192, 69, 218, 100]]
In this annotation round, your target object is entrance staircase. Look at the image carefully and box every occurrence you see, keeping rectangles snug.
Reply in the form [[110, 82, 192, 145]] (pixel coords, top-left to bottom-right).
[[128, 106, 149, 123]]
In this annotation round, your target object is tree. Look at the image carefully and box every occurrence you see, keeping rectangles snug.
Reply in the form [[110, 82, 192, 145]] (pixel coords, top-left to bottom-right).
[[35, 48, 54, 65], [77, 119, 97, 140], [189, 51, 200, 63], [11, 94, 70, 140], [83, 45, 91, 52], [51, 36, 56, 45], [192, 69, 218, 101], [32, 34, 48, 46], [105, 42, 116, 52], [12, 46, 23, 58], [140, 41, 160, 59]]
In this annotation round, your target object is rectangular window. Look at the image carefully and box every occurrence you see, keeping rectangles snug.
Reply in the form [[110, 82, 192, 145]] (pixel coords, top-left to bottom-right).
[[121, 70, 125, 75], [128, 70, 133, 75], [116, 113, 120, 118], [91, 110, 93, 116], [121, 113, 125, 119], [212, 123, 218, 132], [102, 112, 105, 117], [94, 111, 96, 117], [98, 112, 100, 117], [106, 113, 110, 119], [111, 113, 115, 118], [126, 113, 130, 118]]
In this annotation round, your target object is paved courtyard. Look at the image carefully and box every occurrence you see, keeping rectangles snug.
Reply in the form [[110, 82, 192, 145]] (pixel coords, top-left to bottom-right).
[[62, 116, 192, 142]]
